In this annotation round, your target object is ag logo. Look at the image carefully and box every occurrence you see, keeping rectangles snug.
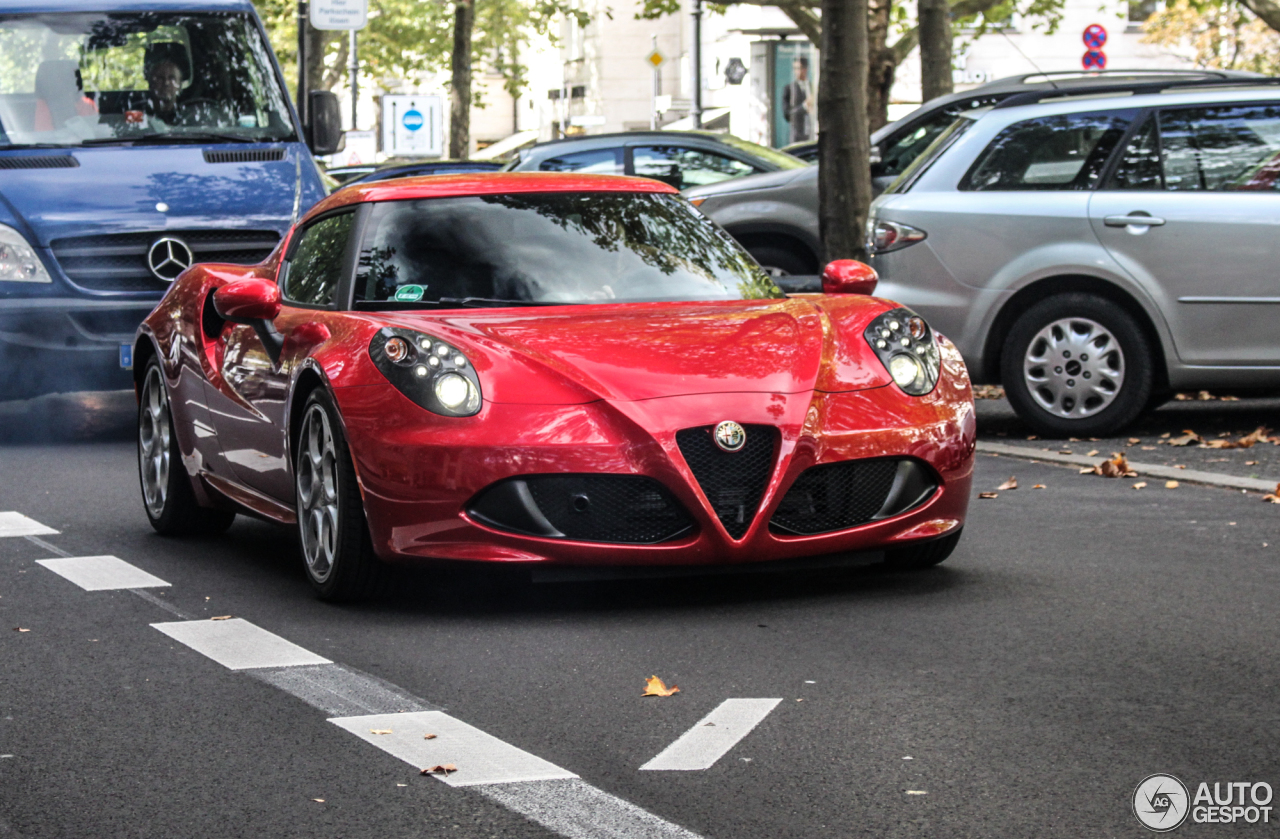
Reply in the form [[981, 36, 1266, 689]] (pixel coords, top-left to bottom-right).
[[147, 237, 193, 282], [1133, 774, 1190, 832], [713, 420, 746, 453]]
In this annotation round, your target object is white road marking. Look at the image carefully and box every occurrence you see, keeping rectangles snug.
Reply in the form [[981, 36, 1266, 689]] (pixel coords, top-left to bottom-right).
[[477, 778, 704, 839], [151, 618, 331, 670], [640, 698, 782, 771], [0, 512, 57, 537], [329, 711, 576, 787], [249, 664, 437, 717], [36, 556, 169, 591]]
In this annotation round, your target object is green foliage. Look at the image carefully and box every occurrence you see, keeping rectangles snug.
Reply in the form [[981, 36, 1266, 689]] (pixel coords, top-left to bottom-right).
[[1142, 0, 1280, 74]]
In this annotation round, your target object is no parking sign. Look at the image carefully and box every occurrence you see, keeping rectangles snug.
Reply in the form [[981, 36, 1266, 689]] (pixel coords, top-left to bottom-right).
[[1082, 24, 1107, 70]]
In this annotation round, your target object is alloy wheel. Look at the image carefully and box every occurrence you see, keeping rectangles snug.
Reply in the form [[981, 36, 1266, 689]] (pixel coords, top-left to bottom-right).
[[139, 365, 172, 519], [297, 404, 340, 582], [1023, 317, 1125, 419]]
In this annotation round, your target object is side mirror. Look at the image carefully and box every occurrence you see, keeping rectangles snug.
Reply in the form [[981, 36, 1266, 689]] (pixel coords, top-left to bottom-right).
[[308, 90, 343, 156], [213, 279, 285, 365], [821, 260, 878, 295]]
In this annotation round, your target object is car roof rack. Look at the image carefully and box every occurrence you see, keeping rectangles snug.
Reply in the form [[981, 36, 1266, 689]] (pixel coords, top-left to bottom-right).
[[993, 76, 1280, 109], [1007, 69, 1254, 85]]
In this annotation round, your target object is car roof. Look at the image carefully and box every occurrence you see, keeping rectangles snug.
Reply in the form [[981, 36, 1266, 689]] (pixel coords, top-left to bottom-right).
[[976, 84, 1280, 123], [307, 172, 678, 219], [2, 0, 255, 11], [527, 130, 735, 150]]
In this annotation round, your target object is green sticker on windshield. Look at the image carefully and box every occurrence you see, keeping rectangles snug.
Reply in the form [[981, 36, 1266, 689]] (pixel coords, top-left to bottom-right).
[[394, 285, 425, 302]]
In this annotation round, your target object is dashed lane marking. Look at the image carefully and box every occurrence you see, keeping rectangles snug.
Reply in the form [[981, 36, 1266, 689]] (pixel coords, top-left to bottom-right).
[[35, 556, 170, 591], [0, 513, 57, 538], [248, 664, 439, 717], [477, 778, 704, 839], [151, 618, 331, 670], [330, 711, 577, 786], [641, 698, 782, 771]]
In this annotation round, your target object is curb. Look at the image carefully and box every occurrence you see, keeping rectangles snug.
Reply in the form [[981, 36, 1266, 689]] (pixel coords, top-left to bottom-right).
[[975, 441, 1279, 493]]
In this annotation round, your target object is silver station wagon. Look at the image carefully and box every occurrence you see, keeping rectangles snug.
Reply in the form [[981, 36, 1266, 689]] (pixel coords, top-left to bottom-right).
[[869, 83, 1280, 436]]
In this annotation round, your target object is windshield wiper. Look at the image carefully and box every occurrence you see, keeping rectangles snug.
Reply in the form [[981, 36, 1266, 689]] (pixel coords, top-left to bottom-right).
[[435, 297, 560, 308], [77, 132, 283, 146]]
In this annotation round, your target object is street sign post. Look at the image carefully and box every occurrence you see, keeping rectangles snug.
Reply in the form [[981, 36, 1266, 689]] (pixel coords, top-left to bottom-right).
[[310, 0, 367, 29], [648, 39, 664, 130]]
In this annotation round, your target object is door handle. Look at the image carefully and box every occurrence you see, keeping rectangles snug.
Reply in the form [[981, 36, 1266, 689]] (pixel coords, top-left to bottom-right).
[[1104, 214, 1166, 227]]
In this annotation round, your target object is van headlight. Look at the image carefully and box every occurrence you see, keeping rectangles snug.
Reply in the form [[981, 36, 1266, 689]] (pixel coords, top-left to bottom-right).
[[0, 224, 52, 283], [864, 307, 940, 396], [369, 327, 482, 417]]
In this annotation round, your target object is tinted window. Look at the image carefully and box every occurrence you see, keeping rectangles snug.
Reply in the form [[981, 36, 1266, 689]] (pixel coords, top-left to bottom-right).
[[1109, 117, 1163, 189], [538, 148, 623, 174], [354, 193, 781, 307], [1158, 104, 1280, 191], [884, 116, 974, 194], [283, 213, 353, 306], [960, 113, 1130, 191], [880, 110, 966, 177], [633, 146, 756, 189]]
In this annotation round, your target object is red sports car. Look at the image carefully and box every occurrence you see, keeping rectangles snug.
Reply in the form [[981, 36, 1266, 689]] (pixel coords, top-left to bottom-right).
[[134, 173, 975, 600]]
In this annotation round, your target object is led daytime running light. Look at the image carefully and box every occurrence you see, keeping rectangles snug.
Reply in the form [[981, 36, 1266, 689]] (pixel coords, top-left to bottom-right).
[[863, 307, 940, 396]]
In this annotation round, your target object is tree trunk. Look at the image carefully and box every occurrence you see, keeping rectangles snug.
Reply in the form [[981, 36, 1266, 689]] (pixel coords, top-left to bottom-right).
[[919, 0, 954, 102], [449, 0, 475, 159], [305, 23, 332, 93], [818, 0, 872, 264], [866, 0, 894, 133]]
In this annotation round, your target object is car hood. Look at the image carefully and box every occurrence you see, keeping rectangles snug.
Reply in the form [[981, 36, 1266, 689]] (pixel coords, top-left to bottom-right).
[[0, 144, 303, 246], [381, 297, 894, 404]]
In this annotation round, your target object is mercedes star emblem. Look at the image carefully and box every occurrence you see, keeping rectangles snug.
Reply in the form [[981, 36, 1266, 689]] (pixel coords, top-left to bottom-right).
[[713, 420, 747, 453], [147, 236, 194, 282]]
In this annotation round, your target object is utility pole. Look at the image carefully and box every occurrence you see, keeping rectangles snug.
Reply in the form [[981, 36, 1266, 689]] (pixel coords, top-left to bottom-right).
[[691, 0, 703, 128], [650, 34, 659, 130], [297, 0, 309, 127], [348, 29, 358, 129]]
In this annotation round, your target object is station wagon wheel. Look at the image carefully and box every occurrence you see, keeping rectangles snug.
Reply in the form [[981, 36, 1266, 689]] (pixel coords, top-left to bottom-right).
[[294, 389, 382, 601], [1001, 293, 1153, 437], [138, 356, 235, 536]]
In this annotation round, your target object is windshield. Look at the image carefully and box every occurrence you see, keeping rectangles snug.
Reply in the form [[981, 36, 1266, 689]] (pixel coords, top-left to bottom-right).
[[354, 192, 784, 308], [0, 12, 295, 148], [714, 133, 809, 170]]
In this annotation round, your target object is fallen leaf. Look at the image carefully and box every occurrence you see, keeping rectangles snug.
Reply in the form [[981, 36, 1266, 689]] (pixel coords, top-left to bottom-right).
[[1026, 435, 1038, 440], [1128, 437, 1141, 445], [1222, 395, 1241, 401], [1175, 464, 1186, 469], [421, 764, 457, 775], [703, 722, 716, 726], [1089, 452, 1138, 478], [643, 675, 680, 697], [1132, 482, 1148, 490], [423, 733, 437, 740], [1069, 437, 1081, 442], [1032, 484, 1046, 489], [1079, 467, 1095, 474], [396, 783, 407, 787], [312, 798, 325, 803], [14, 628, 29, 632], [996, 476, 1018, 490], [1141, 446, 1156, 451], [978, 492, 999, 499], [1058, 449, 1073, 455], [1247, 461, 1259, 466], [370, 729, 393, 735], [1165, 481, 1179, 489], [1168, 430, 1203, 447], [1087, 449, 1099, 457], [1264, 483, 1280, 504], [1205, 426, 1273, 449], [1160, 432, 1171, 439], [210, 615, 233, 621]]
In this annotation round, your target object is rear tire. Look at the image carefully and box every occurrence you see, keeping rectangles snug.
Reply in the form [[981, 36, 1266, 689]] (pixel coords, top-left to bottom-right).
[[138, 358, 235, 536], [1000, 293, 1154, 437], [295, 389, 383, 602], [883, 529, 962, 570]]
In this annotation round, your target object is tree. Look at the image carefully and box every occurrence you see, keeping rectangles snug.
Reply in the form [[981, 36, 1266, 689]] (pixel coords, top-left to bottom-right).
[[918, 0, 953, 102], [1142, 0, 1280, 74], [818, 0, 872, 263], [450, 0, 475, 158]]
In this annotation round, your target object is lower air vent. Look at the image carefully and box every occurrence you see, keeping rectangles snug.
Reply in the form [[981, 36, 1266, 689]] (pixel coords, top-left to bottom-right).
[[468, 474, 693, 544], [0, 155, 78, 169], [204, 148, 286, 163], [675, 425, 778, 540], [770, 458, 936, 535]]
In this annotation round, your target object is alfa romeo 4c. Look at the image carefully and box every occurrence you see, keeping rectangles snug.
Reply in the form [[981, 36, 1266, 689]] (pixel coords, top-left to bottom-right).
[[134, 173, 975, 600]]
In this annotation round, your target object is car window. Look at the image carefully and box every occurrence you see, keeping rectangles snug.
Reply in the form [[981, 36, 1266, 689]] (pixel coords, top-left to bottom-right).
[[1158, 103, 1280, 191], [884, 116, 974, 194], [538, 148, 623, 174], [879, 110, 966, 177], [1108, 117, 1163, 189], [632, 146, 757, 189], [959, 112, 1131, 191], [282, 213, 353, 307]]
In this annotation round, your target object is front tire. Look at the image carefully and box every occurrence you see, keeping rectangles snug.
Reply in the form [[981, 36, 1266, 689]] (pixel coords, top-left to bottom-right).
[[1000, 293, 1154, 437], [138, 358, 235, 536], [295, 389, 382, 602]]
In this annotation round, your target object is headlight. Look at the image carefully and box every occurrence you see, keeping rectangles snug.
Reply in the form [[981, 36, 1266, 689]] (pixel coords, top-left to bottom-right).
[[864, 307, 940, 396], [865, 218, 926, 255], [0, 224, 52, 283], [369, 327, 482, 417]]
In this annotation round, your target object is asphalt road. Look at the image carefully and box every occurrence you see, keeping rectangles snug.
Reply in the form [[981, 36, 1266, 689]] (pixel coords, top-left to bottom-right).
[[2, 394, 1279, 838]]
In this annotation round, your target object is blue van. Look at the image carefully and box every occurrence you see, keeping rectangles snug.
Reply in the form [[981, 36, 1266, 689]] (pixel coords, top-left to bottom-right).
[[0, 0, 336, 398]]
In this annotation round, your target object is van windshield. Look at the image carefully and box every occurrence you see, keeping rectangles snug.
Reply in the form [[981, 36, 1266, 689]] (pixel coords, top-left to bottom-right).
[[0, 12, 295, 148]]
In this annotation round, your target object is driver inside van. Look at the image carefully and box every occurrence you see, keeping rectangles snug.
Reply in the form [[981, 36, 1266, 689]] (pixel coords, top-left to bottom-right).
[[145, 58, 185, 124], [141, 43, 230, 128]]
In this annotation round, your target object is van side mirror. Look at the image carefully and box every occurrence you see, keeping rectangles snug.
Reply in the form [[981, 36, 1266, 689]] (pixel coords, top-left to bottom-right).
[[307, 90, 343, 156], [821, 260, 878, 295], [213, 279, 285, 365]]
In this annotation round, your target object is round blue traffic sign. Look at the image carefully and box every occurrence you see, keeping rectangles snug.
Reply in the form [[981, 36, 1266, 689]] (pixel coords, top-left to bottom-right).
[[1083, 24, 1107, 49], [402, 109, 424, 131], [1082, 49, 1107, 69]]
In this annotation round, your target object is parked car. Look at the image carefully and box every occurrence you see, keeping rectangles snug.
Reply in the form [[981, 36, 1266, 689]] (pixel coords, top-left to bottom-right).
[[868, 81, 1280, 436], [688, 70, 1265, 277], [0, 0, 334, 400], [133, 172, 974, 600], [326, 159, 501, 185], [504, 130, 807, 190]]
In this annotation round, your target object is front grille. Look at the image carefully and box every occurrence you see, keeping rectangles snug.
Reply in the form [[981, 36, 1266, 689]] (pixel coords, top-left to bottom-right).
[[770, 458, 902, 535], [204, 148, 286, 164], [525, 475, 693, 544], [50, 229, 281, 291], [675, 424, 778, 539], [0, 155, 78, 169]]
